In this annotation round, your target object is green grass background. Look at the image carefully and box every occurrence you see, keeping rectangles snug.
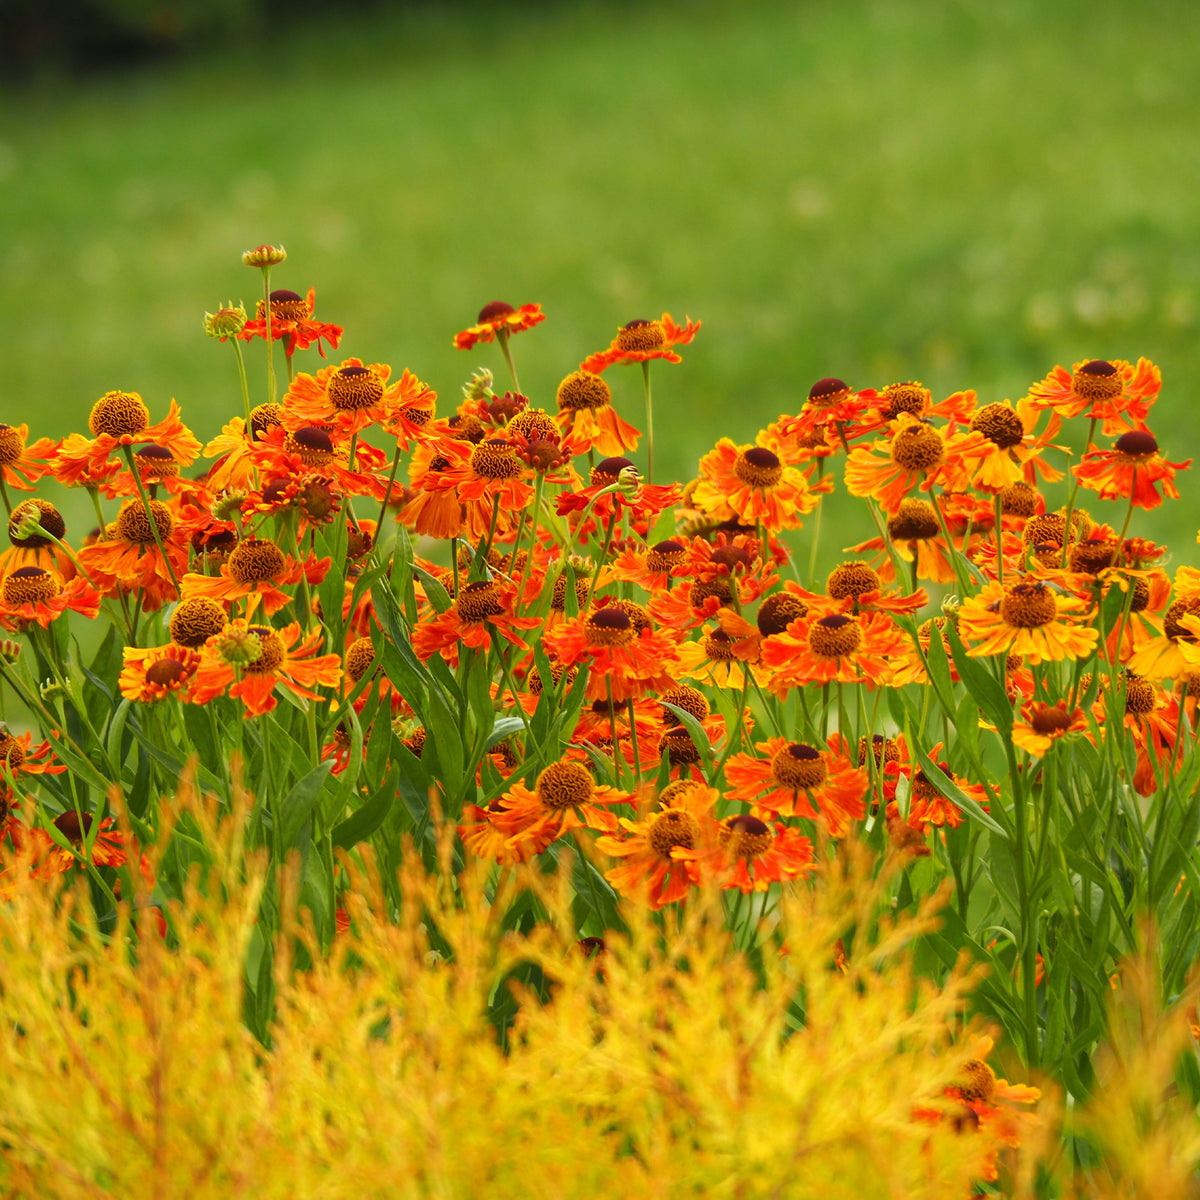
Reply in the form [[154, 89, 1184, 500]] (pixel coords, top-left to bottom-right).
[[5, 0, 1200, 572]]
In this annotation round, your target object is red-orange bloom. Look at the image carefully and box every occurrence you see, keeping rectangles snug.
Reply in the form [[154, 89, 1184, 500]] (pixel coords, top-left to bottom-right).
[[1011, 700, 1090, 757], [180, 538, 329, 618], [0, 566, 101, 630], [843, 413, 968, 514], [191, 620, 343, 716], [724, 736, 868, 834], [760, 611, 907, 693], [692, 439, 828, 532], [956, 579, 1099, 665], [778, 377, 882, 445], [1073, 429, 1191, 510], [440, 438, 535, 541], [953, 398, 1066, 493], [491, 760, 635, 857], [119, 643, 201, 703], [284, 359, 436, 443], [596, 785, 717, 909], [543, 607, 681, 702], [555, 370, 641, 456], [238, 287, 343, 358], [675, 813, 815, 893], [580, 313, 700, 374], [30, 811, 128, 879], [53, 395, 201, 489], [1026, 357, 1160, 435], [0, 424, 59, 491], [454, 301, 546, 351], [410, 579, 541, 666]]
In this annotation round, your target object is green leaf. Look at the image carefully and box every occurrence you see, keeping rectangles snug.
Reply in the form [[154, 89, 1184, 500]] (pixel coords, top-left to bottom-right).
[[279, 763, 333, 851], [411, 563, 453, 613], [332, 769, 397, 851], [488, 717, 528, 749], [945, 623, 1012, 737], [662, 702, 715, 775], [911, 742, 1005, 836]]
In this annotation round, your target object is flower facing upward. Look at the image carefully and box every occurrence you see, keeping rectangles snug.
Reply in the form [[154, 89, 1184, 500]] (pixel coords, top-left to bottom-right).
[[957, 579, 1099, 665], [453, 301, 546, 351], [725, 736, 868, 834], [683, 813, 816, 893], [692, 439, 827, 532], [191, 620, 342, 716], [1026, 357, 1160, 434], [580, 313, 701, 374]]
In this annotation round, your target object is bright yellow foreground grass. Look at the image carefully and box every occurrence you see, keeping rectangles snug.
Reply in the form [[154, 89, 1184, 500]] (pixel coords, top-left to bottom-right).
[[0, 776, 1196, 1198]]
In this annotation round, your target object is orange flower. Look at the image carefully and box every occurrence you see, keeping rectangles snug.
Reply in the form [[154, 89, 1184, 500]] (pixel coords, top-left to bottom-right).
[[724, 736, 868, 834], [902, 746, 988, 832], [180, 537, 329, 618], [953, 398, 1065, 492], [692, 439, 827, 532], [595, 784, 717, 909], [1026, 357, 1160, 435], [844, 498, 958, 584], [250, 424, 387, 502], [760, 610, 907, 692], [778, 377, 882, 446], [956, 579, 1099, 665], [543, 607, 681, 702], [0, 730, 65, 778], [52, 394, 200, 489], [675, 626, 767, 690], [1072, 429, 1191, 510], [1011, 700, 1090, 757], [843, 412, 967, 514], [580, 313, 700, 374], [453, 301, 546, 351], [238, 287, 342, 359], [284, 359, 436, 443], [119, 643, 201, 702], [675, 813, 815, 893], [30, 811, 128, 879], [491, 760, 635, 857], [410, 579, 541, 666], [191, 620, 343, 716], [0, 423, 59, 492], [554, 370, 641, 456], [0, 565, 101, 630], [440, 438, 536, 540]]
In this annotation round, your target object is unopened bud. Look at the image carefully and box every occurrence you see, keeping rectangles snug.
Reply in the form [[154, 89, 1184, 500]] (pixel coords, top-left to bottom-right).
[[204, 302, 248, 340], [462, 367, 494, 402], [940, 594, 961, 619], [617, 465, 642, 497], [212, 491, 247, 522], [0, 639, 20, 663], [241, 245, 287, 268], [214, 626, 261, 667]]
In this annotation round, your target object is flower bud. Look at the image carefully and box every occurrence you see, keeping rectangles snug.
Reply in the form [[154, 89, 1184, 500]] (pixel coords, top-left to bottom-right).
[[204, 302, 248, 340], [462, 367, 494, 401], [241, 245, 287, 268]]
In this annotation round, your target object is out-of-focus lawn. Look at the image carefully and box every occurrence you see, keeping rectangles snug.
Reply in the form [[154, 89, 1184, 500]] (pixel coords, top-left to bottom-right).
[[4, 0, 1200, 561]]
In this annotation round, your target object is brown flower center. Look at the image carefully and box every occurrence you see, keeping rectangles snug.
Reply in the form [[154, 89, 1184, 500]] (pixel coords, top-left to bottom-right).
[[999, 480, 1039, 518], [551, 571, 590, 612], [690, 578, 734, 610], [89, 390, 149, 438], [535, 761, 595, 811], [556, 370, 612, 412], [806, 614, 864, 658], [887, 499, 940, 541], [456, 580, 504, 623], [326, 365, 384, 412], [259, 288, 311, 322], [646, 539, 686, 574], [284, 426, 335, 466], [509, 409, 561, 442], [3, 566, 60, 605], [826, 560, 881, 601], [771, 742, 827, 789], [999, 582, 1057, 628], [1164, 595, 1200, 642], [470, 439, 523, 481], [1069, 537, 1119, 576], [658, 779, 705, 808], [615, 319, 665, 352], [478, 300, 515, 324], [133, 444, 180, 479], [244, 626, 286, 674], [0, 732, 26, 769], [584, 607, 635, 648], [1072, 360, 1121, 402], [807, 377, 851, 408], [345, 635, 376, 682], [661, 685, 710, 724], [0, 424, 27, 465], [880, 381, 928, 418], [228, 538, 286, 585], [647, 808, 701, 858], [1030, 705, 1073, 736], [702, 629, 737, 662], [169, 597, 227, 647], [1114, 430, 1158, 459], [145, 657, 190, 689], [890, 422, 945, 472], [954, 1060, 997, 1104], [858, 735, 900, 767], [733, 446, 783, 489], [603, 599, 651, 635], [591, 456, 635, 486], [1123, 671, 1158, 715], [718, 813, 773, 860], [757, 592, 808, 636], [249, 402, 284, 440], [969, 402, 1025, 449], [115, 500, 173, 544], [9, 499, 65, 549]]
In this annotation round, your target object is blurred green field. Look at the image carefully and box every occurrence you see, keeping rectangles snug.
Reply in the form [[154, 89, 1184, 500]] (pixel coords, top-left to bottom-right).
[[4, 0, 1200, 569]]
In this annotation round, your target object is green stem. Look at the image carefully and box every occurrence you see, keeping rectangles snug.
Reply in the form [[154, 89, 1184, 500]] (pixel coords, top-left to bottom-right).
[[497, 329, 520, 393], [121, 446, 180, 599], [231, 337, 253, 427], [641, 361, 654, 486]]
